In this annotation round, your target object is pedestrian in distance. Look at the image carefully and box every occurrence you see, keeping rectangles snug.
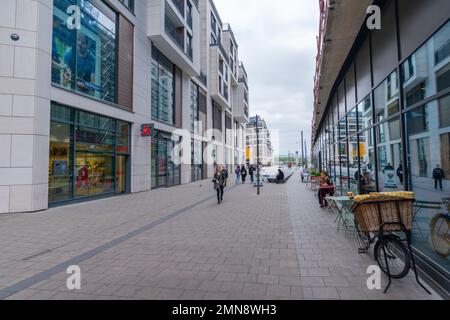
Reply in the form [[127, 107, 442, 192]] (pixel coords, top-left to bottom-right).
[[213, 165, 226, 204], [235, 165, 241, 184], [221, 166, 229, 187], [433, 164, 445, 191], [397, 164, 404, 185], [241, 165, 248, 184], [249, 165, 255, 183], [276, 169, 285, 184]]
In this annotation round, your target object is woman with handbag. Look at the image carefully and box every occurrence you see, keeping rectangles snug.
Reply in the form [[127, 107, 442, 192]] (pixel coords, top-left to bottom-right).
[[213, 166, 226, 204]]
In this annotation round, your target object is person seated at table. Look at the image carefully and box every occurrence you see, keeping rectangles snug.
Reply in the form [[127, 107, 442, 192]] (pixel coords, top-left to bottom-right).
[[276, 169, 285, 184], [318, 171, 334, 208], [359, 170, 375, 194]]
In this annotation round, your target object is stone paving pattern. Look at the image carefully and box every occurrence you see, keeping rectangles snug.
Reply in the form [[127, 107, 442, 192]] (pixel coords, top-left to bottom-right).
[[0, 172, 441, 300]]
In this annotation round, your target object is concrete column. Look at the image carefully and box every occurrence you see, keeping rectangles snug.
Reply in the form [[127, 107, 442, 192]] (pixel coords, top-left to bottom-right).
[[0, 0, 52, 213]]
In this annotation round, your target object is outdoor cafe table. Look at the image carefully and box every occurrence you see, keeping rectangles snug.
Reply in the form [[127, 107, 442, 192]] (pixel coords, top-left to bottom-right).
[[326, 196, 355, 232]]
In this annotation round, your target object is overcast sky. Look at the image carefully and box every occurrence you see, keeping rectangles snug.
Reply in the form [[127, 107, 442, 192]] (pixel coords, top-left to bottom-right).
[[214, 0, 319, 156]]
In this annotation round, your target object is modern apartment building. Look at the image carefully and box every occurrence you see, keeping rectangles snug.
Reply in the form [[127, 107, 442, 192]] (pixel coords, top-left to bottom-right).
[[0, 0, 249, 213], [311, 0, 449, 296], [246, 116, 273, 166]]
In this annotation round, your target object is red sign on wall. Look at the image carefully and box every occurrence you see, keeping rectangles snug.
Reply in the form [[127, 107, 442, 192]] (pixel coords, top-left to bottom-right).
[[140, 124, 154, 137]]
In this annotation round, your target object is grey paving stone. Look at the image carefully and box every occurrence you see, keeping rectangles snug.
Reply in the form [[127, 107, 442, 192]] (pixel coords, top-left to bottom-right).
[[266, 285, 291, 298], [215, 272, 237, 282], [198, 280, 224, 292], [243, 283, 267, 296], [219, 282, 245, 294], [311, 287, 340, 299], [257, 274, 279, 285], [0, 173, 440, 301], [134, 287, 162, 299]]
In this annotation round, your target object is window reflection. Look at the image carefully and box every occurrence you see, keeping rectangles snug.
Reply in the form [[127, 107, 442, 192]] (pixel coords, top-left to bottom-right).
[[376, 120, 403, 192], [152, 46, 175, 125], [357, 95, 372, 131], [374, 70, 399, 122], [401, 21, 450, 107], [51, 0, 116, 103]]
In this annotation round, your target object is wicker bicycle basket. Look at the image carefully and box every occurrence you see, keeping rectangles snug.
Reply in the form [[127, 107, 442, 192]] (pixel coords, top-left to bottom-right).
[[351, 196, 414, 233]]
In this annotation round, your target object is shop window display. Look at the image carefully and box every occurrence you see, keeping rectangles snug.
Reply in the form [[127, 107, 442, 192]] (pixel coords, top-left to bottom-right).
[[49, 103, 130, 204]]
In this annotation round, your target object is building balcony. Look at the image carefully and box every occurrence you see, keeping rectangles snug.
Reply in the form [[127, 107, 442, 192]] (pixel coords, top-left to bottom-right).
[[147, 0, 200, 76], [238, 63, 248, 90], [232, 81, 249, 123], [209, 44, 231, 109]]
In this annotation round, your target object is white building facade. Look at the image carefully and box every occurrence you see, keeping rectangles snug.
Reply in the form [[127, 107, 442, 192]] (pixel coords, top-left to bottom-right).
[[0, 0, 249, 213], [246, 116, 272, 166]]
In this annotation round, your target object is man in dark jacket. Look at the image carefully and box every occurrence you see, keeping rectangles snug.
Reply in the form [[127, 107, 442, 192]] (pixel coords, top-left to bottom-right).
[[276, 169, 285, 184], [433, 164, 445, 191], [240, 166, 248, 183], [249, 165, 255, 183], [221, 167, 229, 187], [397, 164, 404, 185]]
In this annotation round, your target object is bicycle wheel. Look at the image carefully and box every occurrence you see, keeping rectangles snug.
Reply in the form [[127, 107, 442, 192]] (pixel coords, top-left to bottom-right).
[[357, 230, 371, 253], [355, 221, 371, 253], [430, 214, 450, 258], [374, 235, 411, 279]]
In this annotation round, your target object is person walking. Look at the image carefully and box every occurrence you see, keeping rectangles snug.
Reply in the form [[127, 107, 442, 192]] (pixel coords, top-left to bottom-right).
[[235, 165, 241, 184], [249, 165, 255, 183], [213, 166, 226, 204], [397, 164, 404, 185], [221, 166, 229, 187], [240, 165, 248, 184], [433, 164, 445, 191]]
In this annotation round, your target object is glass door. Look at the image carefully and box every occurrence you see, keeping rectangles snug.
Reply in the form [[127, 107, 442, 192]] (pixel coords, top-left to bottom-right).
[[74, 152, 114, 198], [116, 155, 127, 194], [167, 141, 175, 187], [157, 139, 168, 188]]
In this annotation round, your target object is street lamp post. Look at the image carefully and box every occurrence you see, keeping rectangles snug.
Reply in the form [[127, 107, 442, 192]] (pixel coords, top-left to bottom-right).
[[301, 131, 304, 166], [256, 115, 261, 195]]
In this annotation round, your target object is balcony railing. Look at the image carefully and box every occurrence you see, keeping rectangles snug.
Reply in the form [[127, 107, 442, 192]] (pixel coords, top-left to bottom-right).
[[239, 76, 248, 91], [435, 39, 450, 66], [223, 84, 229, 100], [198, 72, 207, 86], [165, 16, 185, 51], [171, 0, 185, 18], [210, 42, 229, 62]]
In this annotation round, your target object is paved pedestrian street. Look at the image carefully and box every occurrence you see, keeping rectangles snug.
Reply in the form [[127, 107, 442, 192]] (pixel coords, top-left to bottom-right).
[[0, 172, 442, 300]]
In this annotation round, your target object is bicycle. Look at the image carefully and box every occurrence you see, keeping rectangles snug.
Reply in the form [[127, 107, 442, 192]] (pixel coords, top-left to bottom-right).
[[429, 198, 450, 258], [352, 196, 431, 294]]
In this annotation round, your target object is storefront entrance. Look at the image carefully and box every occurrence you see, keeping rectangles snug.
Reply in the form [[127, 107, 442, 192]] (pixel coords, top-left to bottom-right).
[[151, 131, 181, 189], [48, 103, 130, 204]]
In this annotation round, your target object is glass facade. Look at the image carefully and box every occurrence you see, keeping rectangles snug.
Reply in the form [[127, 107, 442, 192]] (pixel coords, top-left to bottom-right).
[[312, 20, 450, 281], [190, 81, 199, 134], [52, 0, 117, 103], [151, 46, 175, 125], [118, 0, 134, 11], [151, 131, 181, 189], [191, 139, 203, 182], [49, 103, 130, 204]]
